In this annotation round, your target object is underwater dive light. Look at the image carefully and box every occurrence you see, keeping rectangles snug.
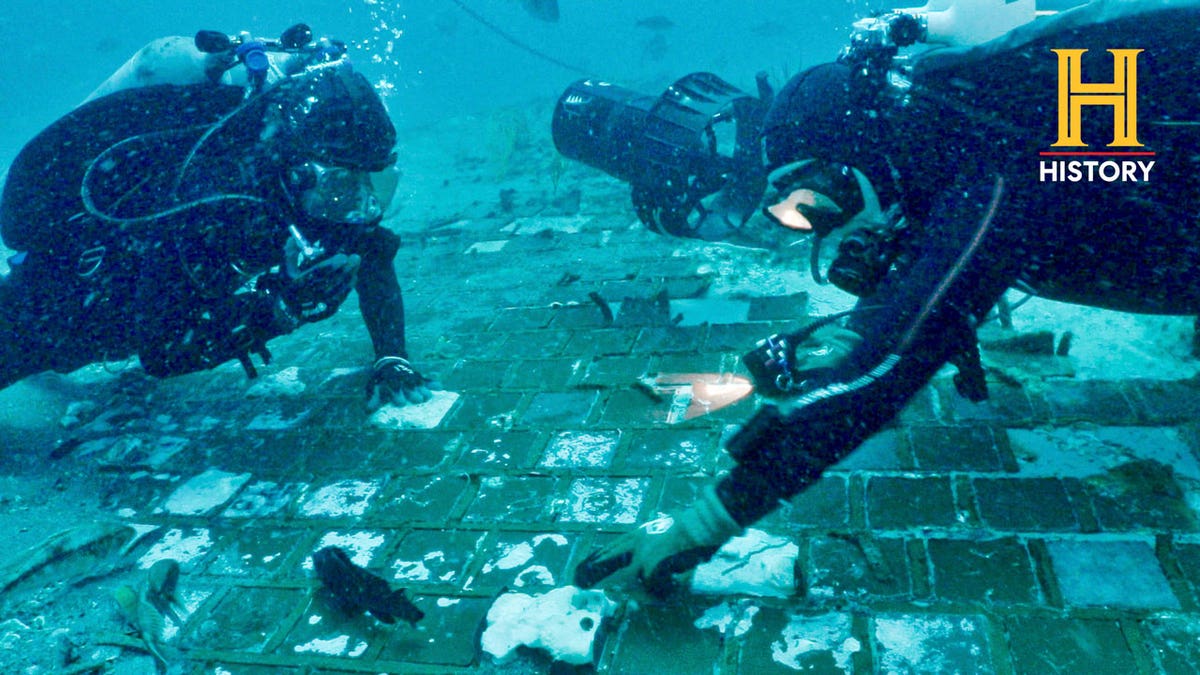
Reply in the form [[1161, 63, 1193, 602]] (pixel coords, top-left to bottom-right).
[[551, 73, 770, 239]]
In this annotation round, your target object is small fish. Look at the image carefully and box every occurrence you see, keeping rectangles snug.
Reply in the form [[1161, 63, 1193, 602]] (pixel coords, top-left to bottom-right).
[[114, 584, 172, 665], [313, 546, 424, 626], [145, 559, 186, 626], [520, 0, 559, 22], [588, 291, 614, 326], [636, 15, 675, 31]]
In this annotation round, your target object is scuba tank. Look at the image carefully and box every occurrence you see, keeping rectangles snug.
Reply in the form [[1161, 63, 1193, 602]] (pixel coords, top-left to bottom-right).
[[899, 0, 1038, 47], [85, 23, 346, 102]]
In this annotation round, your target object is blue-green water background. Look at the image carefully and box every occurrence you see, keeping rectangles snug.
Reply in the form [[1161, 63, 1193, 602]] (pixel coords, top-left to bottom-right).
[[0, 0, 884, 166]]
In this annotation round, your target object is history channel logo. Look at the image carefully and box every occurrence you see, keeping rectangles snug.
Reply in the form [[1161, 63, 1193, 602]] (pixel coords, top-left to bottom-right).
[[1039, 48, 1155, 183]]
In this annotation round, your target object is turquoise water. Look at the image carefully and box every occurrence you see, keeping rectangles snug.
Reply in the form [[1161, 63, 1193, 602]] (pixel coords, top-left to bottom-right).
[[0, 0, 868, 163], [7, 2, 1200, 674]]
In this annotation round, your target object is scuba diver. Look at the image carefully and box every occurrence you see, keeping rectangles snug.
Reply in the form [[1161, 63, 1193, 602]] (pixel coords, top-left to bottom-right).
[[0, 25, 435, 410], [569, 0, 1200, 595]]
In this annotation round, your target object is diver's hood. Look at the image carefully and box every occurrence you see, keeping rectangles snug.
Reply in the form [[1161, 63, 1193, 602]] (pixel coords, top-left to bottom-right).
[[264, 62, 396, 171], [764, 63, 863, 169], [762, 63, 895, 199]]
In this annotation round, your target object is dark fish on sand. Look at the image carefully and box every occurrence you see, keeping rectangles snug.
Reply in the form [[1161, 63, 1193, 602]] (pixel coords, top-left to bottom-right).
[[313, 546, 424, 626], [521, 0, 559, 22], [642, 33, 669, 62], [636, 15, 675, 31]]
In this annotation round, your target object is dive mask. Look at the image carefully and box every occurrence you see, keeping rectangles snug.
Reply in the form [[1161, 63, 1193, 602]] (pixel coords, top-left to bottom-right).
[[287, 160, 398, 225], [761, 160, 865, 237]]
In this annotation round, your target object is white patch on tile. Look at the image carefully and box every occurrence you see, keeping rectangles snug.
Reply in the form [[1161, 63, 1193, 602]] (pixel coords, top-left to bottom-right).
[[513, 565, 555, 587], [534, 533, 569, 547], [392, 551, 439, 582], [874, 614, 990, 674], [138, 528, 213, 569], [483, 541, 536, 575], [473, 534, 569, 590], [245, 366, 306, 398], [293, 634, 351, 655], [298, 479, 381, 518], [466, 239, 509, 254], [771, 612, 860, 671], [158, 469, 251, 516], [692, 529, 799, 597], [481, 586, 615, 665], [303, 531, 388, 573], [562, 478, 645, 524], [369, 391, 459, 430], [540, 431, 619, 468], [695, 600, 759, 638]]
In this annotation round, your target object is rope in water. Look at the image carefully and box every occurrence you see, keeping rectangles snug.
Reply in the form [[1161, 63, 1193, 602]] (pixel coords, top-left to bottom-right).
[[450, 0, 592, 76]]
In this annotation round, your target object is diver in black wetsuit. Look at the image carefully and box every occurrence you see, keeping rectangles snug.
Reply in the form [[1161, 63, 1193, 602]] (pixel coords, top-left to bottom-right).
[[574, 0, 1200, 595], [0, 28, 435, 410]]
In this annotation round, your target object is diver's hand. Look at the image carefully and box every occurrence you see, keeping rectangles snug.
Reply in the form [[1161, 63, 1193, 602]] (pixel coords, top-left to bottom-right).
[[573, 485, 742, 597], [793, 324, 862, 375], [366, 356, 439, 411], [277, 252, 360, 324], [744, 325, 863, 398]]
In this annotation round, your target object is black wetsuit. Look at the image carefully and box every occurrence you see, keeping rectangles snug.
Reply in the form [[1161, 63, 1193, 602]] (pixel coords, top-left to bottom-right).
[[0, 81, 409, 387], [720, 0, 1200, 524]]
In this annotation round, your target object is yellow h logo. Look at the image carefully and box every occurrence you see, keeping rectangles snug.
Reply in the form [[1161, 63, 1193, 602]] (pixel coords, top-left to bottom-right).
[[1052, 48, 1143, 147]]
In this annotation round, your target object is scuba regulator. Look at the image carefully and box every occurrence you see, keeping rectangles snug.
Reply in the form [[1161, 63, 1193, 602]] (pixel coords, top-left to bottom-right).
[[194, 23, 348, 91]]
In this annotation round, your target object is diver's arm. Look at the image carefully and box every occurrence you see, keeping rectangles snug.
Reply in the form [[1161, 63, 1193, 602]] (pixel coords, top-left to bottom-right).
[[719, 174, 1018, 525], [355, 226, 436, 409], [354, 227, 408, 359]]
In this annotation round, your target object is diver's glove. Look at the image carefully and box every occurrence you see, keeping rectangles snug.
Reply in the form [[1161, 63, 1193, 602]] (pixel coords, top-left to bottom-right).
[[743, 324, 863, 398], [264, 246, 361, 325], [573, 485, 743, 597], [366, 356, 438, 411]]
